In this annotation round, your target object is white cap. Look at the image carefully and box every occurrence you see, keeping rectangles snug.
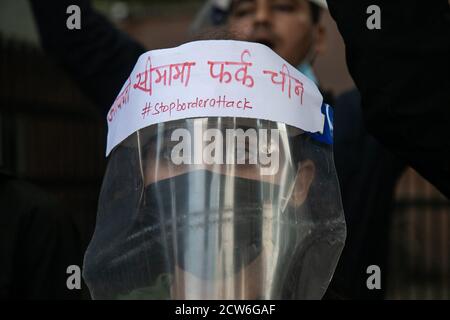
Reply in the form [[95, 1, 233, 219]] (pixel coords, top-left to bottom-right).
[[309, 0, 328, 9]]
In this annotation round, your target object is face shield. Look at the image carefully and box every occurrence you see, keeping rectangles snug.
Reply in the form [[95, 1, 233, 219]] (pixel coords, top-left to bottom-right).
[[83, 40, 345, 300]]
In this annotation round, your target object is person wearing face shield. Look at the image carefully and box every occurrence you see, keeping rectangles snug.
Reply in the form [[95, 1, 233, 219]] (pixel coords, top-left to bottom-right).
[[29, 0, 402, 299], [82, 40, 346, 299]]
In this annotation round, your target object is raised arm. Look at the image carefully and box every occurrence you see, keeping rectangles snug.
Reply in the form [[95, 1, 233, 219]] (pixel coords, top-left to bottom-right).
[[29, 0, 146, 114], [326, 0, 450, 197]]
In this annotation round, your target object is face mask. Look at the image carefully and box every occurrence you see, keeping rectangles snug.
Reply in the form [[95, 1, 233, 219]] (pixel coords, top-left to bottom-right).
[[133, 169, 284, 280]]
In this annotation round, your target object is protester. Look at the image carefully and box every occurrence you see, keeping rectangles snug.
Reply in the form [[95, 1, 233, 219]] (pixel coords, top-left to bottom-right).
[[29, 0, 408, 298]]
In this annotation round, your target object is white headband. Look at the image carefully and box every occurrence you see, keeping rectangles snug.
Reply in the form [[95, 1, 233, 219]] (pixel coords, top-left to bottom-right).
[[106, 40, 324, 156]]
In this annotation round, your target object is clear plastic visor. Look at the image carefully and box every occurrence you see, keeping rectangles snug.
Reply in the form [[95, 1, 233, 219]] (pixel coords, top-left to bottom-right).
[[83, 117, 346, 300]]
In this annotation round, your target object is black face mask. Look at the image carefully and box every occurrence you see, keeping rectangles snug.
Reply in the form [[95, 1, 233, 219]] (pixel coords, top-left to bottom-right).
[[85, 168, 341, 300], [122, 169, 283, 280]]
